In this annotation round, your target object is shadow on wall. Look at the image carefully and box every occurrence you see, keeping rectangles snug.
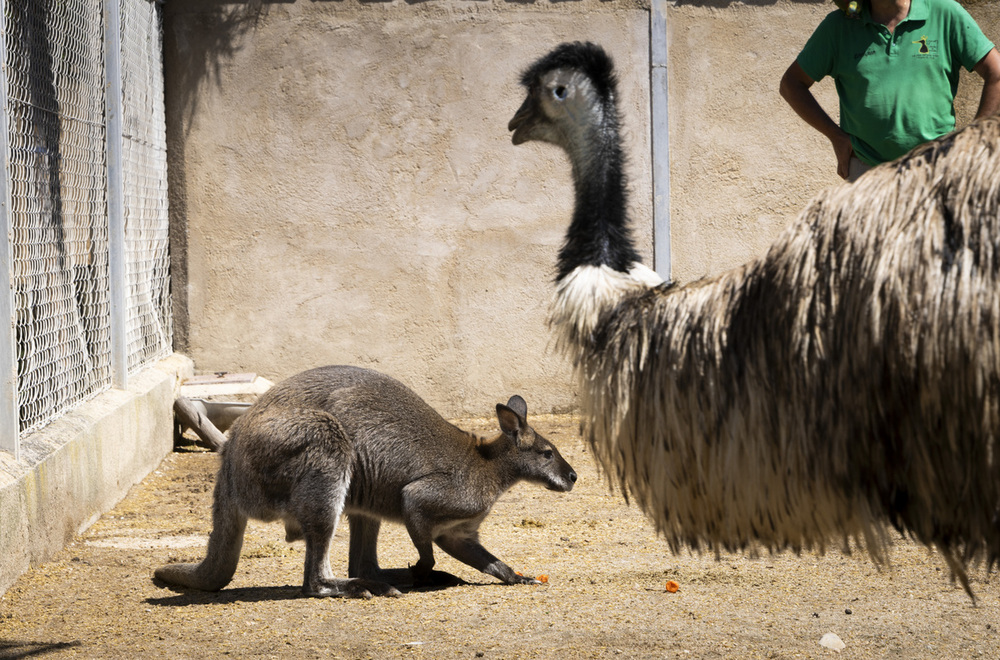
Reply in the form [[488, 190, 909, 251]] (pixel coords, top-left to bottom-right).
[[162, 0, 639, 354], [164, 0, 829, 356], [164, 1, 266, 353]]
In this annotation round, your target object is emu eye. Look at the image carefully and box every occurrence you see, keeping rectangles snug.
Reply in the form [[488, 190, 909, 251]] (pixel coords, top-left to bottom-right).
[[553, 86, 567, 101]]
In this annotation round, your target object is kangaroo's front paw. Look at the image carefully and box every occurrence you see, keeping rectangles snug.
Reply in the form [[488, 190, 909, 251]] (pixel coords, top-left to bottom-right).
[[507, 572, 541, 585], [484, 560, 541, 586]]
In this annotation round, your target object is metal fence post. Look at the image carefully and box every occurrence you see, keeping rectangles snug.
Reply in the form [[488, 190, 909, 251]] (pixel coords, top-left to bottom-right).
[[650, 0, 672, 281], [0, 0, 19, 458], [105, 0, 128, 390]]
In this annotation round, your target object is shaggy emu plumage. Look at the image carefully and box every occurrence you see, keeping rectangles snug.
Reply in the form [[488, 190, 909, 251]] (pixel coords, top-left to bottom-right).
[[509, 41, 1000, 598]]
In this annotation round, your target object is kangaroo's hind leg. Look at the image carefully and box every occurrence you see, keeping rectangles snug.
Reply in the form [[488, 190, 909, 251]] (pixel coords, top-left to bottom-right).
[[348, 515, 416, 587], [291, 412, 401, 598], [154, 465, 248, 591], [348, 514, 381, 578]]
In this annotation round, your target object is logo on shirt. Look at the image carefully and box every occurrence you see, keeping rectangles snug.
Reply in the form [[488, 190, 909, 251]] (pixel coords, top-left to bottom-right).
[[854, 46, 877, 61], [912, 35, 939, 57]]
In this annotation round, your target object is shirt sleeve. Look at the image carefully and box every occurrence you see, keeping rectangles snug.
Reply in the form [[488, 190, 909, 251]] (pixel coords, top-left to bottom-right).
[[796, 11, 842, 82], [947, 1, 995, 71]]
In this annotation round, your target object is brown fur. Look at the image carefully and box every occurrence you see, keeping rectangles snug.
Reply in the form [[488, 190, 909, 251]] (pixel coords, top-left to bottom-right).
[[512, 41, 1000, 600], [155, 365, 576, 598], [567, 120, 1000, 597]]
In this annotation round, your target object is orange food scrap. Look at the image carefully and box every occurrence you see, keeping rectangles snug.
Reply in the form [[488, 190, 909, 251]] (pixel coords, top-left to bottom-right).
[[665, 580, 680, 593], [538, 574, 549, 584]]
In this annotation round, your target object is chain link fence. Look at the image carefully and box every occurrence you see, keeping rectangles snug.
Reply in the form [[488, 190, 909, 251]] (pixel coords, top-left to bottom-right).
[[120, 1, 171, 375], [1, 0, 171, 444]]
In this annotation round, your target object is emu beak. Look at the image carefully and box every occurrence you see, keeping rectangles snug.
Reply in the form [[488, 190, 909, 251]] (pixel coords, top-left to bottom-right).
[[508, 97, 535, 145]]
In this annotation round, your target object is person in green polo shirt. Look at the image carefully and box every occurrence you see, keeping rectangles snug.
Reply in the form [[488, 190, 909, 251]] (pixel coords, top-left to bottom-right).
[[780, 0, 1000, 181]]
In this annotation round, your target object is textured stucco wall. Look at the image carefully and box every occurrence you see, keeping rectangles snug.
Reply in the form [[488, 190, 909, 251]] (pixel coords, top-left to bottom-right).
[[666, 0, 999, 284], [166, 0, 1000, 417], [666, 1, 843, 284], [166, 0, 652, 416]]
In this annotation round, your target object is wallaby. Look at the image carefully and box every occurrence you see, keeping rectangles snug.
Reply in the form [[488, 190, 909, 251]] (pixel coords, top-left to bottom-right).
[[154, 365, 577, 598]]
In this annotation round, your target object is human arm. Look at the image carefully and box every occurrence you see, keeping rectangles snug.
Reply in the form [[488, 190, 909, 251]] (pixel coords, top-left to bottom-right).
[[972, 47, 1000, 120], [780, 61, 854, 179]]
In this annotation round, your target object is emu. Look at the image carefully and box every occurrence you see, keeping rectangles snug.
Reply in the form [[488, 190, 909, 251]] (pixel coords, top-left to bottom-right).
[[509, 41, 1000, 598]]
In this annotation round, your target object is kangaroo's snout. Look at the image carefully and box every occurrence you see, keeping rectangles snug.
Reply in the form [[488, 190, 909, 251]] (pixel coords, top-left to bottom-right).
[[540, 449, 577, 492], [548, 468, 577, 492]]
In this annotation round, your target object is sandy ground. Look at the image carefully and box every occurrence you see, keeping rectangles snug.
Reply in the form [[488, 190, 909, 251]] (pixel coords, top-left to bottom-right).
[[0, 415, 998, 659]]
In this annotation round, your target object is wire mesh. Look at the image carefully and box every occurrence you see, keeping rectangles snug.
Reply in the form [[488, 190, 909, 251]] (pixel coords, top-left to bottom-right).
[[2, 0, 171, 436], [120, 0, 171, 374], [5, 0, 112, 434]]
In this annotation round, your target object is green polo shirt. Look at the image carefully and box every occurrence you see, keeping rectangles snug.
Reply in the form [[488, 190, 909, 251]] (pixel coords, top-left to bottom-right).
[[797, 0, 995, 165]]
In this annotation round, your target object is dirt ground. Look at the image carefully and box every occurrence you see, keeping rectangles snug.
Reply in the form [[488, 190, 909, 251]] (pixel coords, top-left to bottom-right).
[[0, 415, 998, 659]]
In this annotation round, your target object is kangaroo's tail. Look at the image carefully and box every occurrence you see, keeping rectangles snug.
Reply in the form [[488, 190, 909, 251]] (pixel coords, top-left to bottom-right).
[[154, 467, 247, 591]]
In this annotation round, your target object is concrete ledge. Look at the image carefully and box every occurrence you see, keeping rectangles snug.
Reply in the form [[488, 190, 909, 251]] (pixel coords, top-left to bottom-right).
[[0, 353, 193, 596]]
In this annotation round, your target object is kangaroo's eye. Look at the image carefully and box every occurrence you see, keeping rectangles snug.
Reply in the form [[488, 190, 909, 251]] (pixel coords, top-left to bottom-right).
[[543, 450, 554, 459], [553, 86, 567, 101]]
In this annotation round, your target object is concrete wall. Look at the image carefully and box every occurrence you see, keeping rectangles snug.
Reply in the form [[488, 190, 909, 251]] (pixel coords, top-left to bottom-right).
[[0, 355, 193, 596], [166, 0, 1000, 417], [166, 0, 651, 417]]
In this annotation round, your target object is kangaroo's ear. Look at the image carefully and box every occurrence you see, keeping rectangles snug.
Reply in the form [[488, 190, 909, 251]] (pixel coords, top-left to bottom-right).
[[496, 400, 526, 438], [506, 395, 527, 420]]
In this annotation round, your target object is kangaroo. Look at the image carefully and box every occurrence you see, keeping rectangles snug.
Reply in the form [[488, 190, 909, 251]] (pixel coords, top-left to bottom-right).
[[154, 365, 577, 598]]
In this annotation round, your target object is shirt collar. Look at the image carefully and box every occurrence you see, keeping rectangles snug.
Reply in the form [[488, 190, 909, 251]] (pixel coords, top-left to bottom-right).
[[905, 0, 928, 22], [862, 0, 928, 26]]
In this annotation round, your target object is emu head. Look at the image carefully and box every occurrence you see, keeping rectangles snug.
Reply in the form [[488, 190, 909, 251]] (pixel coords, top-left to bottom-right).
[[508, 41, 619, 161]]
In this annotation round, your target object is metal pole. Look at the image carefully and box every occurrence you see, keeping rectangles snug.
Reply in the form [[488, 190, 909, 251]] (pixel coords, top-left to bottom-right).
[[650, 0, 672, 281], [105, 0, 128, 389], [0, 0, 20, 458]]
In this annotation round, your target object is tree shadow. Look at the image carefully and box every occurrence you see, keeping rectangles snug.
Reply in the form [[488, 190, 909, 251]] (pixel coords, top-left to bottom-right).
[[0, 640, 83, 660], [163, 2, 274, 133], [163, 1, 268, 351]]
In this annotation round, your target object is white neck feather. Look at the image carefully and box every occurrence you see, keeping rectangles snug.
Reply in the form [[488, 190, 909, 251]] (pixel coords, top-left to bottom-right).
[[550, 263, 662, 346]]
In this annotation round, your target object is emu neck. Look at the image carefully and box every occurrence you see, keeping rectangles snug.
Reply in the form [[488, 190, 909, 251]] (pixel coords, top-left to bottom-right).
[[557, 115, 640, 281]]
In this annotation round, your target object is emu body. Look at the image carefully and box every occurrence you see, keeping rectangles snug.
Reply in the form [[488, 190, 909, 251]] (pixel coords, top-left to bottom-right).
[[510, 41, 1000, 597], [154, 365, 577, 598]]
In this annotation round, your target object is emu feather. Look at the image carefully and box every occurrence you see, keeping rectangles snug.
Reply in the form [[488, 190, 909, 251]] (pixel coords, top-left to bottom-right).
[[510, 42, 1000, 598]]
